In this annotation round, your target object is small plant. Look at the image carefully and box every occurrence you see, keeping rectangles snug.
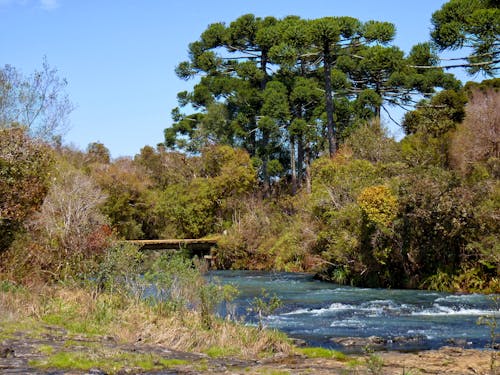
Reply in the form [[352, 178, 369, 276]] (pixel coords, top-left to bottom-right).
[[298, 347, 347, 360], [363, 347, 384, 375], [249, 288, 283, 330], [204, 345, 240, 358], [29, 350, 188, 373], [477, 295, 499, 373]]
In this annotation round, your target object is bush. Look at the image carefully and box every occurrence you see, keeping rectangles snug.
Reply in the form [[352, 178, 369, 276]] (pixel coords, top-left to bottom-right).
[[0, 127, 53, 253], [449, 88, 500, 175], [357, 185, 398, 226], [2, 160, 112, 283]]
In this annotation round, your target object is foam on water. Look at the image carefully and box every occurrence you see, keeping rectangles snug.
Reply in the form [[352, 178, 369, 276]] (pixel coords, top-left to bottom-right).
[[210, 270, 499, 350], [411, 303, 500, 316]]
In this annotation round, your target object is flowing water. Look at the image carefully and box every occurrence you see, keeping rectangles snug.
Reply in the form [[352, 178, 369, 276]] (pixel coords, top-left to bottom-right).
[[208, 270, 500, 351]]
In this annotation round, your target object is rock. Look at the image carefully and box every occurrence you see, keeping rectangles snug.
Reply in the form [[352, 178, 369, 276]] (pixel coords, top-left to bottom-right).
[[445, 338, 472, 347], [0, 347, 14, 358], [87, 369, 108, 375], [290, 338, 307, 347], [390, 335, 426, 344], [330, 336, 387, 347]]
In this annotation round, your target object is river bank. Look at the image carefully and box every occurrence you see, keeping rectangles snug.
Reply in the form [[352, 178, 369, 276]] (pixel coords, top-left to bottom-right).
[[0, 324, 497, 375]]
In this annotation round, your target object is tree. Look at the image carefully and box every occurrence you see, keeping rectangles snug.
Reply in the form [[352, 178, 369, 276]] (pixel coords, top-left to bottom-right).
[[0, 59, 75, 142], [449, 88, 500, 173], [90, 157, 152, 239], [307, 17, 396, 156], [0, 127, 53, 253], [86, 141, 111, 164], [26, 161, 110, 279], [431, 0, 500, 75], [343, 42, 460, 124]]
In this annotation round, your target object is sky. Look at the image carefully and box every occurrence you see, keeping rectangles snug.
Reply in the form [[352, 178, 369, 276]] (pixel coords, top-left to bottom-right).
[[0, 0, 471, 158]]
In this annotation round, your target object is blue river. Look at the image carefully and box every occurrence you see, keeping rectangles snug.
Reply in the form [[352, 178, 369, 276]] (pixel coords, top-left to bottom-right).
[[208, 270, 500, 351]]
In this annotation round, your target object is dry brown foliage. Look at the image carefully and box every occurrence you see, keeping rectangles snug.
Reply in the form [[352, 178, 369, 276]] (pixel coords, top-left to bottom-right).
[[450, 89, 500, 174]]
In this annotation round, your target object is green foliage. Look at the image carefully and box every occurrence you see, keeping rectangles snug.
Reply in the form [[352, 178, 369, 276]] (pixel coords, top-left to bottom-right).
[[250, 288, 283, 330], [204, 345, 241, 358], [86, 141, 110, 164], [0, 127, 53, 253], [311, 155, 379, 212], [93, 242, 144, 296], [343, 120, 400, 163], [90, 158, 152, 239], [477, 295, 499, 371], [298, 347, 347, 360], [357, 185, 398, 226], [157, 146, 256, 238], [144, 252, 235, 328], [431, 0, 500, 75], [403, 89, 467, 137], [400, 132, 448, 168], [365, 352, 384, 375], [30, 350, 188, 374], [144, 252, 202, 314]]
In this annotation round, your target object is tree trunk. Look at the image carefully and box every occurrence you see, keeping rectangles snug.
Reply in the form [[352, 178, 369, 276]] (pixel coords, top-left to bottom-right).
[[323, 43, 337, 158], [297, 135, 304, 190], [305, 141, 312, 194], [262, 127, 270, 197], [290, 135, 297, 195]]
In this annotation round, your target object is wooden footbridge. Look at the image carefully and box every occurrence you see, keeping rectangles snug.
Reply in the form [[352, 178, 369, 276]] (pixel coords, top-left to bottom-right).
[[126, 238, 218, 251], [124, 238, 219, 260]]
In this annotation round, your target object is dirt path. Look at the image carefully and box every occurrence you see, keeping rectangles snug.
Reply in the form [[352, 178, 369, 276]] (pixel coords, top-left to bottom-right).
[[1, 327, 498, 374]]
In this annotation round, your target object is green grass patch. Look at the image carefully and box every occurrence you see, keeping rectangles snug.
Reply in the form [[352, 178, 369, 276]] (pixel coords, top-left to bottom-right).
[[0, 319, 47, 340], [204, 345, 241, 358], [37, 344, 54, 355], [29, 350, 189, 374], [62, 339, 100, 349], [42, 313, 105, 336], [30, 351, 101, 371], [297, 347, 347, 361], [257, 369, 291, 375], [346, 358, 363, 368]]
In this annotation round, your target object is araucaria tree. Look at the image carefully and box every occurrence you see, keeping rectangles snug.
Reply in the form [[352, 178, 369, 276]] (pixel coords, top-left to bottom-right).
[[166, 14, 461, 192], [430, 0, 499, 75]]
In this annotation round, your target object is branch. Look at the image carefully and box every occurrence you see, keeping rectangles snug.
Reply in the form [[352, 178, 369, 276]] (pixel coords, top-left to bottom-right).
[[381, 104, 401, 127], [409, 58, 500, 70]]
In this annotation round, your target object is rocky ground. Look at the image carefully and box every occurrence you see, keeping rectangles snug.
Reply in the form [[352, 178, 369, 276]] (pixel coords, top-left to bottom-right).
[[0, 327, 498, 375]]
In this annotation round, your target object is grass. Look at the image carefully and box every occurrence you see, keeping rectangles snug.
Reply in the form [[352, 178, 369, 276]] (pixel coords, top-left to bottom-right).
[[0, 283, 292, 360], [204, 345, 241, 358], [297, 347, 348, 361], [37, 344, 55, 355], [29, 350, 189, 374], [257, 370, 291, 375]]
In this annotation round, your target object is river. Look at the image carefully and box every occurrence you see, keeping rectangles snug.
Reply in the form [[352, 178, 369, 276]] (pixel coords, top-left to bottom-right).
[[208, 270, 500, 351]]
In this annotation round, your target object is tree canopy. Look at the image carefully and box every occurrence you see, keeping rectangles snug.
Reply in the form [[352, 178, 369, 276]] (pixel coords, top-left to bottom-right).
[[431, 0, 500, 75]]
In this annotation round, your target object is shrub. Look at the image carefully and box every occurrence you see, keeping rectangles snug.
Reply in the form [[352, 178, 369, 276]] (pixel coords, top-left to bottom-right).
[[357, 185, 398, 226], [2, 160, 111, 283], [0, 127, 53, 253], [449, 88, 500, 175]]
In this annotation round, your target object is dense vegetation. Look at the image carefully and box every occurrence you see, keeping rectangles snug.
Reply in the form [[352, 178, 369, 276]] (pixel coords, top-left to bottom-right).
[[1, 0, 498, 296]]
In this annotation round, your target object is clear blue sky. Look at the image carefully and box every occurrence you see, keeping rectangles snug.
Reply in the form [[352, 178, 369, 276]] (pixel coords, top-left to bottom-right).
[[1, 0, 468, 158]]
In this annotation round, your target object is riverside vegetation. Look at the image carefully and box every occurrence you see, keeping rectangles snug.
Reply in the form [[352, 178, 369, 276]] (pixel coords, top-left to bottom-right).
[[1, 0, 499, 373]]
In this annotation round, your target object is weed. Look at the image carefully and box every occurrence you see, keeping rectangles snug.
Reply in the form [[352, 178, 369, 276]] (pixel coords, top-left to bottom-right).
[[36, 344, 54, 355], [204, 345, 240, 358], [477, 295, 499, 374], [297, 347, 347, 361], [249, 288, 283, 330], [365, 352, 384, 375], [29, 350, 189, 374], [257, 369, 291, 375]]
